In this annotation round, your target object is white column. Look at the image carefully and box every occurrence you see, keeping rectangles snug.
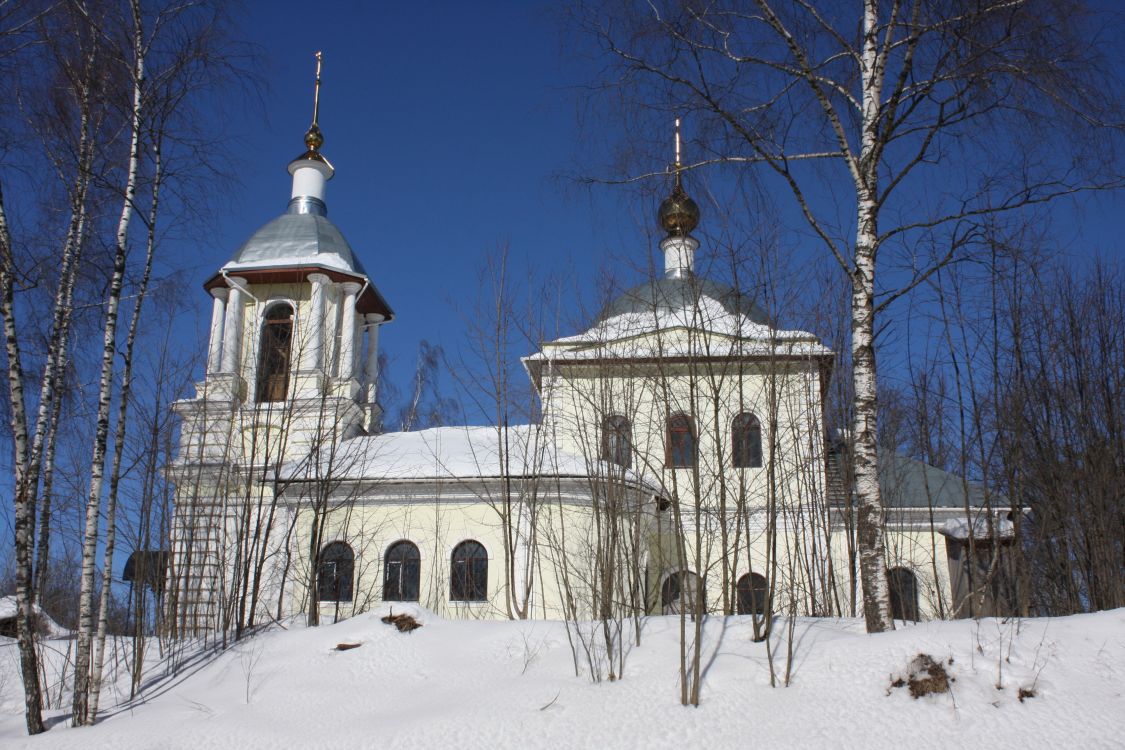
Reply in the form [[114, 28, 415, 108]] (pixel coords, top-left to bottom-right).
[[363, 313, 384, 392], [301, 273, 330, 371], [288, 159, 333, 201], [221, 278, 247, 374], [206, 288, 228, 375], [660, 234, 699, 279], [337, 282, 361, 379]]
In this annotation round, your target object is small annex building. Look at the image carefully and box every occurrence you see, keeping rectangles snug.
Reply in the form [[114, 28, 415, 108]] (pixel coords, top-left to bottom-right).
[[167, 105, 1010, 635]]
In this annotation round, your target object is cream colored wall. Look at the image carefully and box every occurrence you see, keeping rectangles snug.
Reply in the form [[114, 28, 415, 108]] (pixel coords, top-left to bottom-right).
[[288, 498, 510, 620], [281, 481, 656, 623], [539, 348, 831, 614], [824, 526, 954, 620]]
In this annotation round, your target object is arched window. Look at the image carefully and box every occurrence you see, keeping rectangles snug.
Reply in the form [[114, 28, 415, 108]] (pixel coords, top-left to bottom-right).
[[383, 540, 421, 602], [732, 413, 763, 468], [735, 573, 769, 616], [888, 567, 920, 622], [601, 415, 632, 468], [450, 540, 488, 602], [666, 414, 696, 468], [256, 303, 294, 403], [660, 571, 704, 615], [317, 541, 354, 603]]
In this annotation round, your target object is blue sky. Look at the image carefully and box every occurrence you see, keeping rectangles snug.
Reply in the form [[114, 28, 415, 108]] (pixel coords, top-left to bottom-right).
[[185, 0, 1123, 414], [189, 2, 633, 401]]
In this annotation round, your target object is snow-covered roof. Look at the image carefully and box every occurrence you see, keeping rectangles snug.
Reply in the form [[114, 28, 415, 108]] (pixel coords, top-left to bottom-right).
[[0, 595, 69, 637], [281, 424, 654, 489], [530, 274, 832, 367], [940, 515, 1016, 540]]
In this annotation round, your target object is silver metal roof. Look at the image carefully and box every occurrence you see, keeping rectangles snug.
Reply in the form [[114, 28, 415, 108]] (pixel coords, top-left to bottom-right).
[[223, 200, 368, 278]]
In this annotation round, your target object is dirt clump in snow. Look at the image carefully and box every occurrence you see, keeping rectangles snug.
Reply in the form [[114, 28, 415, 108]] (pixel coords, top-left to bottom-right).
[[1018, 687, 1037, 702], [891, 654, 951, 699], [335, 642, 362, 651], [382, 612, 422, 633]]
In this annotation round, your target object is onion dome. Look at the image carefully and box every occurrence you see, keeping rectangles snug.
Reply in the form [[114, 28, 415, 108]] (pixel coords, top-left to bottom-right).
[[658, 117, 700, 237], [658, 181, 700, 237]]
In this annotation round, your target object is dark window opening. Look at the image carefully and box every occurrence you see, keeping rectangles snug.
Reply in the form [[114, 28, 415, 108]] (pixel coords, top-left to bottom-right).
[[732, 412, 763, 468], [256, 303, 294, 403], [735, 573, 768, 616], [666, 414, 696, 468], [317, 541, 354, 603], [601, 415, 632, 468], [661, 571, 704, 615], [888, 567, 920, 622], [384, 540, 421, 602], [451, 540, 488, 602]]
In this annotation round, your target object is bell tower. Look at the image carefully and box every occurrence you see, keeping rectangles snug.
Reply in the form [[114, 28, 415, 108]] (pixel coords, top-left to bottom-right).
[[168, 53, 394, 633]]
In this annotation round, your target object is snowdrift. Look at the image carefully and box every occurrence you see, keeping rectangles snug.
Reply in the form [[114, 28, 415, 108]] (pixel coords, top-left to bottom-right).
[[0, 596, 69, 639], [1, 605, 1121, 748]]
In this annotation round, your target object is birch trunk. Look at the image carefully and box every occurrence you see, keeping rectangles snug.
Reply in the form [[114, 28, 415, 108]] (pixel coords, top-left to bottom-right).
[[73, 4, 145, 724], [87, 140, 162, 723], [31, 82, 94, 599], [34, 382, 65, 598], [851, 0, 894, 633], [0, 184, 46, 734], [1, 35, 99, 734], [850, 221, 892, 631]]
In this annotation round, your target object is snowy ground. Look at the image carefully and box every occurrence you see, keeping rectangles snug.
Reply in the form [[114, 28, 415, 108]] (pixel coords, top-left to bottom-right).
[[1, 606, 1122, 749]]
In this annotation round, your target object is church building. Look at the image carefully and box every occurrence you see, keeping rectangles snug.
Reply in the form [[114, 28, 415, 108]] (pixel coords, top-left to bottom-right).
[[167, 78, 1007, 634]]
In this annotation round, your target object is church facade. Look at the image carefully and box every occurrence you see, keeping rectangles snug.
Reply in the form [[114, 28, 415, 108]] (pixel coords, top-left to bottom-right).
[[167, 109, 1001, 635]]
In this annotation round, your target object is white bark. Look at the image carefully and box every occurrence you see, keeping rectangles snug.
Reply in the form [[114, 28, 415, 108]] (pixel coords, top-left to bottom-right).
[[88, 139, 163, 723], [0, 181, 46, 736], [1, 34, 99, 735], [31, 85, 93, 597], [73, 2, 145, 723], [851, 0, 894, 633]]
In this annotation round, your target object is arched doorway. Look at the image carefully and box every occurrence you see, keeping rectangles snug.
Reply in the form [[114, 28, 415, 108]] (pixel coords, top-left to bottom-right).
[[660, 571, 704, 615], [735, 573, 768, 616]]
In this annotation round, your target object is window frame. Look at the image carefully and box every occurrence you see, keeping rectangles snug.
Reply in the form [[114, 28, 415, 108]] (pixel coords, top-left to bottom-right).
[[731, 412, 763, 469], [450, 540, 488, 602], [255, 302, 295, 403], [601, 414, 633, 468], [665, 413, 697, 468], [383, 540, 421, 602], [317, 541, 355, 603]]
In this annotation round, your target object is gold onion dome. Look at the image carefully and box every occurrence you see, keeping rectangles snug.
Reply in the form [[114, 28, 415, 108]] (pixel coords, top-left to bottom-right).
[[659, 117, 699, 236], [658, 181, 700, 236]]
